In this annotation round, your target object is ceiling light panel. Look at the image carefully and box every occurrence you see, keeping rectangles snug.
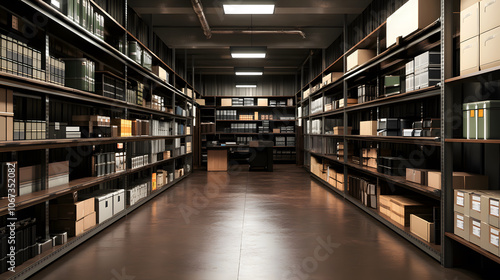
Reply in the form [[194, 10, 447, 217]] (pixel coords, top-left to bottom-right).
[[230, 46, 267, 59], [223, 4, 275, 14]]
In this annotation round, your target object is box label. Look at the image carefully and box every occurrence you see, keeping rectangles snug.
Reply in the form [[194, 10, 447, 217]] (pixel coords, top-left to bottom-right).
[[472, 220, 481, 237], [457, 214, 464, 230], [491, 228, 499, 247], [456, 191, 465, 206], [472, 195, 481, 212], [491, 199, 500, 217]]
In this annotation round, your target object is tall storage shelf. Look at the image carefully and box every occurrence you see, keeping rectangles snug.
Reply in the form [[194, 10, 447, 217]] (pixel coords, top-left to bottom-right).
[[198, 95, 297, 166], [297, 0, 500, 274], [0, 1, 195, 279]]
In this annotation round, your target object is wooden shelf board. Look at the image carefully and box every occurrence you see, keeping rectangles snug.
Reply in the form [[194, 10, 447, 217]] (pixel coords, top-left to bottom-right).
[[345, 135, 441, 146], [445, 138, 500, 144], [0, 135, 190, 152], [308, 152, 440, 199], [445, 65, 500, 84], [0, 153, 192, 216], [0, 73, 191, 120], [445, 232, 500, 265]]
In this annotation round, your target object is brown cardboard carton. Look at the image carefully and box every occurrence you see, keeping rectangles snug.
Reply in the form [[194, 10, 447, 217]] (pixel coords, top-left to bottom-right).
[[480, 26, 500, 70], [454, 212, 470, 241], [480, 0, 500, 34], [221, 98, 232, 106], [453, 172, 489, 189], [480, 191, 500, 227], [83, 211, 96, 231], [346, 49, 376, 71], [460, 3, 479, 42], [469, 217, 483, 246], [48, 161, 69, 177], [406, 168, 427, 185], [390, 196, 432, 227], [257, 98, 268, 106], [367, 158, 377, 169], [460, 36, 479, 75], [481, 224, 500, 256], [360, 121, 377, 136], [322, 72, 343, 86], [461, 0, 480, 11], [83, 197, 95, 215], [427, 171, 442, 189], [386, 0, 440, 48], [455, 189, 471, 215], [410, 214, 435, 243]]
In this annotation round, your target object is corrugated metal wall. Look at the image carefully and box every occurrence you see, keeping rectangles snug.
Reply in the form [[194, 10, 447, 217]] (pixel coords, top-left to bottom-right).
[[201, 75, 296, 96]]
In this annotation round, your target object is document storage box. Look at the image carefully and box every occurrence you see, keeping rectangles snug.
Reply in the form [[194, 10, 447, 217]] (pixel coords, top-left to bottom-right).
[[460, 3, 479, 42], [91, 193, 113, 223], [128, 41, 142, 64], [463, 100, 500, 139], [469, 192, 485, 220], [480, 26, 500, 70], [455, 212, 470, 241], [346, 49, 376, 71], [410, 214, 435, 243], [480, 0, 500, 34], [469, 217, 484, 246], [481, 224, 500, 256], [480, 191, 500, 227], [390, 196, 431, 227], [455, 190, 471, 215], [460, 36, 479, 75], [386, 0, 440, 48], [360, 121, 377, 136]]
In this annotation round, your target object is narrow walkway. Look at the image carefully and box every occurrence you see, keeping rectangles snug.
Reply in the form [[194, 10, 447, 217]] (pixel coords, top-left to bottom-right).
[[30, 165, 478, 280]]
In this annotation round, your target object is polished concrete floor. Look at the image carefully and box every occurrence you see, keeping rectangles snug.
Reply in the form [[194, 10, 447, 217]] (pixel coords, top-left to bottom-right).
[[30, 165, 480, 280]]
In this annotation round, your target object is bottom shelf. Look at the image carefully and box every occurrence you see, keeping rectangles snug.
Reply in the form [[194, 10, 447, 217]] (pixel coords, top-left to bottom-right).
[[445, 232, 500, 265], [310, 173, 442, 261], [0, 174, 191, 280]]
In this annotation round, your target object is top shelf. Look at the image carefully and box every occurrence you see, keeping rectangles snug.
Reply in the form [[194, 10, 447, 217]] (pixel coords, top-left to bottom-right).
[[445, 65, 500, 85]]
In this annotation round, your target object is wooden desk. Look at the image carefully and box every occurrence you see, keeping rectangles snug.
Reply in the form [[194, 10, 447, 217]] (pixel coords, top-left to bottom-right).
[[207, 148, 228, 171]]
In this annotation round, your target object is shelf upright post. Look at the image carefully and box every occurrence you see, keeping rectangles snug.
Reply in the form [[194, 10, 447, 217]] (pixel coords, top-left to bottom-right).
[[42, 92, 50, 239], [172, 48, 176, 88], [342, 14, 349, 196], [441, 0, 455, 267]]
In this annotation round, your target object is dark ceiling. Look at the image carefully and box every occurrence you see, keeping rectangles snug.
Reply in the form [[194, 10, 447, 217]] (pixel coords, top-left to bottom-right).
[[127, 0, 372, 75]]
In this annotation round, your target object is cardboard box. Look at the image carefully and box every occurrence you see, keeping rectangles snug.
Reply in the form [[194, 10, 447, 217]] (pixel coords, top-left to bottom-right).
[[0, 88, 13, 114], [460, 36, 479, 76], [461, 0, 479, 11], [390, 196, 432, 227], [152, 66, 168, 82], [461, 3, 479, 42], [346, 49, 376, 71], [83, 211, 96, 231], [410, 214, 435, 243], [469, 191, 485, 220], [196, 99, 206, 106], [455, 190, 471, 215], [480, 191, 500, 227], [470, 217, 483, 246], [322, 72, 343, 86], [481, 224, 500, 256], [386, 0, 440, 48], [427, 171, 442, 189], [360, 121, 377, 136], [480, 26, 500, 70], [454, 212, 470, 241], [428, 171, 489, 190], [257, 98, 268, 107], [406, 168, 427, 185], [367, 158, 377, 169], [221, 98, 232, 107], [480, 0, 500, 34], [380, 195, 399, 217], [454, 172, 489, 189], [333, 126, 352, 135]]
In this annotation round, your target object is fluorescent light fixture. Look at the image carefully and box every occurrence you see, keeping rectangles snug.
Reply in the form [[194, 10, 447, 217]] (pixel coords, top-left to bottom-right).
[[236, 84, 257, 88], [235, 67, 264, 76], [223, 4, 275, 14], [230, 46, 267, 58]]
